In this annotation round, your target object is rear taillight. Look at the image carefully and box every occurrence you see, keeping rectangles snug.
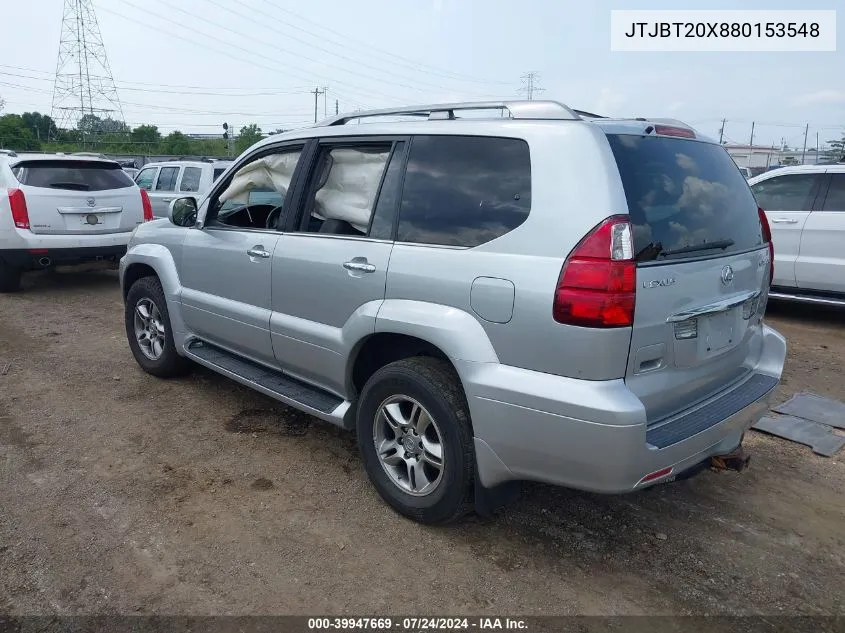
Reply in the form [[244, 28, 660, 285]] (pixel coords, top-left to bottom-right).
[[758, 207, 774, 285], [553, 215, 636, 328], [140, 189, 153, 222], [8, 188, 30, 230]]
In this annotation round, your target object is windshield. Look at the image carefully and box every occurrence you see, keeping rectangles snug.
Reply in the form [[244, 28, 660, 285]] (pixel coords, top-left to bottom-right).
[[607, 134, 764, 262]]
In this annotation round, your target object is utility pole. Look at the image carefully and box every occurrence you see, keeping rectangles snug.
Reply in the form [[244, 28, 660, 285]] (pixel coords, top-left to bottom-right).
[[323, 86, 328, 117], [335, 99, 339, 115], [816, 131, 820, 164], [519, 72, 544, 101], [801, 123, 809, 164], [312, 87, 326, 123], [718, 118, 726, 144], [749, 122, 755, 148]]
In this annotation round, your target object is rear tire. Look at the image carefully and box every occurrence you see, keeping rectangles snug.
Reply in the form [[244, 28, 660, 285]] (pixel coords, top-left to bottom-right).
[[0, 262, 22, 293], [125, 276, 191, 378], [357, 357, 475, 525]]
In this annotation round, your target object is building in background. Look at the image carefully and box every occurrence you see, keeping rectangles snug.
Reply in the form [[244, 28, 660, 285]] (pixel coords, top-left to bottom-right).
[[725, 144, 823, 176]]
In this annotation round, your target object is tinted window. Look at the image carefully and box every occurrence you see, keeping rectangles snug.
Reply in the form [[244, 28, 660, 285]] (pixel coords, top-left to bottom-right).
[[607, 134, 763, 262], [135, 167, 157, 191], [11, 160, 135, 191], [155, 166, 179, 191], [397, 135, 531, 247], [213, 167, 226, 181], [179, 167, 202, 192], [751, 174, 819, 211], [369, 142, 406, 240], [821, 174, 845, 211]]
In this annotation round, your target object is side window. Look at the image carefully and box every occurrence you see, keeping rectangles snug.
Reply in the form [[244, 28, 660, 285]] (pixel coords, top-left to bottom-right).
[[297, 143, 393, 236], [751, 174, 819, 211], [155, 166, 179, 192], [135, 167, 157, 191], [821, 174, 845, 211], [179, 167, 202, 192], [208, 146, 304, 230], [369, 142, 406, 240], [397, 135, 531, 247], [213, 167, 226, 181]]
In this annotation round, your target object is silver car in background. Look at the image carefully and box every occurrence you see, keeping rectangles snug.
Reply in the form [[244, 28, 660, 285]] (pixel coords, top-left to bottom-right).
[[134, 159, 232, 218], [119, 101, 786, 524]]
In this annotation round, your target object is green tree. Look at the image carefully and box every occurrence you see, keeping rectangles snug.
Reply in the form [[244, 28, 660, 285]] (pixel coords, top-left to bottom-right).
[[20, 112, 57, 141], [236, 123, 263, 153], [131, 124, 161, 145], [0, 114, 40, 151], [161, 131, 193, 155], [78, 114, 130, 136], [824, 134, 844, 161]]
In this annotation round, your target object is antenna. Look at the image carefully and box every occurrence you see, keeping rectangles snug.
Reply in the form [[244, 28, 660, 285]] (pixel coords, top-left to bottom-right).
[[50, 0, 126, 138]]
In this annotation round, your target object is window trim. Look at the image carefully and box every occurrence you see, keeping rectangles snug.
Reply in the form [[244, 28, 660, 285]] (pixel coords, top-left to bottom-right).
[[751, 172, 825, 212], [288, 134, 411, 241], [154, 165, 181, 193], [200, 139, 314, 233]]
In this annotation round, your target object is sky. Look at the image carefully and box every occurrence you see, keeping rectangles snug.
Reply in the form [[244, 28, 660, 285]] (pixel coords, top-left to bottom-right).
[[0, 0, 842, 149]]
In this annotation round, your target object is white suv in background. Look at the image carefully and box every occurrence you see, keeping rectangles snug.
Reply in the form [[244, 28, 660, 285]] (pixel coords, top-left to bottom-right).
[[134, 159, 232, 218], [749, 163, 845, 305], [0, 151, 152, 292]]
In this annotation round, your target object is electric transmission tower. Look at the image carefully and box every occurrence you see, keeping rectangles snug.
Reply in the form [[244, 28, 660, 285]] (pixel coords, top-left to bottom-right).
[[50, 0, 125, 138], [519, 72, 545, 101]]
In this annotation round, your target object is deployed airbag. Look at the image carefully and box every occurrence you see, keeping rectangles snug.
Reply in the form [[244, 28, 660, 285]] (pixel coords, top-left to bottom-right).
[[219, 153, 299, 204], [313, 148, 389, 232]]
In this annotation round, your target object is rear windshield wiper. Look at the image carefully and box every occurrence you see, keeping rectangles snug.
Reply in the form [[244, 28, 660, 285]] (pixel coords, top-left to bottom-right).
[[48, 182, 90, 191], [658, 239, 735, 258]]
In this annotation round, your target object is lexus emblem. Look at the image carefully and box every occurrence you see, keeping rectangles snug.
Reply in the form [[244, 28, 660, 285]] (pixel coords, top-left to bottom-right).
[[721, 265, 734, 286], [86, 197, 96, 207]]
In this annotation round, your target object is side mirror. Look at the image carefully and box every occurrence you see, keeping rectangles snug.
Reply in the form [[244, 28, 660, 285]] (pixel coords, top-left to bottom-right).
[[168, 196, 198, 227]]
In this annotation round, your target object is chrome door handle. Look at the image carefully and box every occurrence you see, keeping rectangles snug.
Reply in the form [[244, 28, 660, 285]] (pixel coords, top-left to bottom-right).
[[161, 198, 172, 203], [343, 260, 376, 273], [769, 218, 798, 224], [247, 247, 271, 259]]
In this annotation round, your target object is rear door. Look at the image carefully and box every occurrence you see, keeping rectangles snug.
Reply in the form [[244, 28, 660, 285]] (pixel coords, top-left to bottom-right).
[[149, 165, 181, 218], [795, 172, 845, 293], [749, 171, 823, 287], [10, 159, 142, 235], [606, 133, 770, 422]]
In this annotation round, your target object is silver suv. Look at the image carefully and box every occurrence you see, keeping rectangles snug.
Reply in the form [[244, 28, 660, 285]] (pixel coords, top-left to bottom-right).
[[134, 159, 232, 219], [119, 101, 787, 524]]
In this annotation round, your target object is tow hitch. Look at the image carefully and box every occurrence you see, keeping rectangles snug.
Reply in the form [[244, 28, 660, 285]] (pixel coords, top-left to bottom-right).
[[711, 445, 751, 473]]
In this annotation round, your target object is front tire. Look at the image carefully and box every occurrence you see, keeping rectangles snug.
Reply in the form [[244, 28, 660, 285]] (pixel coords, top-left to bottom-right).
[[357, 357, 475, 525], [0, 262, 22, 293], [125, 276, 191, 378]]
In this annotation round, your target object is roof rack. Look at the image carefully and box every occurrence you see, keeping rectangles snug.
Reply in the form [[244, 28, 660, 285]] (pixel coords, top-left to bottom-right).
[[0, 149, 18, 157], [318, 100, 582, 126]]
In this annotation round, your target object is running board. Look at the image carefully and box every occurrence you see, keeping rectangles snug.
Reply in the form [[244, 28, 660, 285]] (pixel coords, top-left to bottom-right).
[[183, 340, 352, 429], [768, 291, 845, 307]]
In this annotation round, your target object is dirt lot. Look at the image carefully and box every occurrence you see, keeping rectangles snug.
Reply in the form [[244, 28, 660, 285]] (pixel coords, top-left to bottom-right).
[[1, 267, 843, 616]]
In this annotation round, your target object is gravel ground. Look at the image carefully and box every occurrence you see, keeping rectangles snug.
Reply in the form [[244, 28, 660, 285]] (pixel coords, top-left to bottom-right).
[[0, 267, 843, 616]]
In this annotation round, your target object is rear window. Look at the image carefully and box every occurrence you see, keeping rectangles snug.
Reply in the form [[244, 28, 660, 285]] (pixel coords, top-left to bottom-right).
[[607, 135, 763, 262], [11, 160, 135, 192], [213, 167, 227, 181]]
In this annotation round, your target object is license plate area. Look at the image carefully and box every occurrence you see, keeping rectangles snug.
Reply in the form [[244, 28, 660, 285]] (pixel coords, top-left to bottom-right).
[[80, 213, 104, 226], [698, 308, 741, 358]]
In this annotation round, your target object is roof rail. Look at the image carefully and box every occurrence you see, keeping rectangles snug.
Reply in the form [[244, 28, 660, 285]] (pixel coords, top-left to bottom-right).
[[0, 149, 18, 157], [318, 100, 581, 126], [573, 109, 605, 119]]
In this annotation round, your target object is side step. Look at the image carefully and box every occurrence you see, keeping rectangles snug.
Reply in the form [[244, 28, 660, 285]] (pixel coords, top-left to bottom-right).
[[769, 290, 845, 307], [183, 340, 349, 425]]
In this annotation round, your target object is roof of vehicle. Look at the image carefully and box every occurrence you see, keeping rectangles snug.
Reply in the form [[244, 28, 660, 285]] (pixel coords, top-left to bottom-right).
[[246, 100, 714, 154], [748, 163, 845, 183], [0, 153, 122, 168], [141, 159, 233, 169]]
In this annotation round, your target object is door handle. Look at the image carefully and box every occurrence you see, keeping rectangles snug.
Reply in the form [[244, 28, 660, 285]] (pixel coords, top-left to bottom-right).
[[343, 260, 376, 273], [769, 218, 798, 224], [161, 198, 172, 203], [247, 247, 271, 259]]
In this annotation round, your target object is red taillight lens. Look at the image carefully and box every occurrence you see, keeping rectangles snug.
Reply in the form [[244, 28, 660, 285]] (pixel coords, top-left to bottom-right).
[[758, 207, 774, 285], [140, 189, 153, 222], [553, 215, 637, 328], [8, 188, 30, 230]]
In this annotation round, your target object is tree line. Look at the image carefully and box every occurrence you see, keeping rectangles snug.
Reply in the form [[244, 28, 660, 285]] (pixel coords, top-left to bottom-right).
[[0, 107, 281, 157]]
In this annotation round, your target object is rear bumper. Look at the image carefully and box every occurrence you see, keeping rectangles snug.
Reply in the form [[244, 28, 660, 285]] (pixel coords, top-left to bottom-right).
[[460, 324, 787, 493], [1, 245, 127, 270]]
